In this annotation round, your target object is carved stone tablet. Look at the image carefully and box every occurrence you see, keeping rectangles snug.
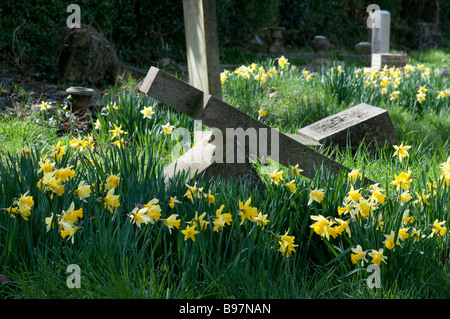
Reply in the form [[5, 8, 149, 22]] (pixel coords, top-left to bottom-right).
[[297, 103, 398, 150]]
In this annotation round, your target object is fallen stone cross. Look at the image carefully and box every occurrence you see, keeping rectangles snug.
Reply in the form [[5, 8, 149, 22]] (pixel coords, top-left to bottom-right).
[[139, 67, 375, 186]]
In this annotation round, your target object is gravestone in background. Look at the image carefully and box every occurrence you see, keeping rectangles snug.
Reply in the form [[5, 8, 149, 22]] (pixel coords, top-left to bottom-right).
[[366, 9, 407, 71]]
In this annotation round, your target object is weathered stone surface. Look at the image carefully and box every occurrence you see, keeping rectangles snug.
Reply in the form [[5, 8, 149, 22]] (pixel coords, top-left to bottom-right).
[[371, 10, 390, 54], [354, 41, 371, 55], [56, 25, 119, 85], [183, 0, 222, 99], [371, 53, 407, 69], [140, 67, 375, 185], [164, 130, 264, 189], [297, 103, 398, 150], [66, 86, 100, 112], [311, 35, 331, 53]]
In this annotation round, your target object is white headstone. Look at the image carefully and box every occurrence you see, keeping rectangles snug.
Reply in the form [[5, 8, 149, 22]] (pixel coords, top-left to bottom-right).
[[371, 10, 390, 54]]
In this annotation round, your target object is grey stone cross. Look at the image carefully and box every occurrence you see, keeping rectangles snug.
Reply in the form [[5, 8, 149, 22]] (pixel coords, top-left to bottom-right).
[[139, 67, 375, 187]]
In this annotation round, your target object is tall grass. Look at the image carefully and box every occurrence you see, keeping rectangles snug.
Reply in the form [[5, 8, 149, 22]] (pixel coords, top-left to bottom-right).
[[1, 57, 450, 299]]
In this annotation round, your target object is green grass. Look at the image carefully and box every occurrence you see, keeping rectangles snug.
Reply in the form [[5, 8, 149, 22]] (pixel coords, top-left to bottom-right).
[[0, 113, 64, 156], [1, 49, 450, 299]]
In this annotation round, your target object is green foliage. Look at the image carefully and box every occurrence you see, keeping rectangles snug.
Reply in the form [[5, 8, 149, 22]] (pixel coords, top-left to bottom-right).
[[1, 0, 449, 71]]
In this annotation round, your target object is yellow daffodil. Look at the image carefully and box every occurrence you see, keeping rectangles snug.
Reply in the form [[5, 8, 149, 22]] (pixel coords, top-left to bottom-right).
[[310, 214, 336, 240], [94, 119, 102, 130], [109, 124, 128, 140], [277, 56, 289, 69], [143, 199, 162, 222], [168, 196, 181, 208], [284, 180, 297, 193], [383, 230, 396, 250], [333, 218, 350, 237], [390, 170, 413, 191], [412, 191, 430, 209], [184, 183, 203, 202], [105, 174, 120, 191], [188, 212, 209, 230], [348, 169, 362, 182], [308, 188, 325, 205], [369, 248, 387, 266], [60, 202, 83, 224], [37, 158, 55, 174], [338, 201, 353, 216], [416, 92, 426, 103], [181, 225, 199, 241], [257, 109, 267, 120], [390, 90, 400, 101], [129, 206, 152, 229], [392, 143, 411, 162], [55, 167, 75, 181], [69, 137, 88, 152], [162, 122, 174, 135], [45, 213, 55, 232], [398, 190, 413, 205], [398, 228, 410, 241], [74, 180, 91, 202], [350, 245, 368, 265], [17, 191, 34, 212], [429, 219, 447, 238], [401, 209, 415, 225], [162, 214, 181, 234], [290, 164, 303, 176], [346, 185, 362, 202], [253, 212, 269, 227], [59, 221, 78, 244], [238, 197, 258, 225], [41, 101, 49, 111], [277, 229, 298, 257], [269, 170, 283, 185], [213, 214, 226, 232], [103, 188, 120, 212], [203, 190, 215, 204], [214, 204, 232, 226], [354, 198, 374, 219]]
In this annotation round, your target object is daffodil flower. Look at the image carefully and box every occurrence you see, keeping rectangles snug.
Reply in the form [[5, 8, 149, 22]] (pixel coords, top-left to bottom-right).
[[181, 225, 199, 241]]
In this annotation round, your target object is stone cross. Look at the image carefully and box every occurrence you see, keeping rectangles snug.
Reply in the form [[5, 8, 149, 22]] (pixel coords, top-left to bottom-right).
[[182, 0, 222, 100], [139, 67, 375, 187]]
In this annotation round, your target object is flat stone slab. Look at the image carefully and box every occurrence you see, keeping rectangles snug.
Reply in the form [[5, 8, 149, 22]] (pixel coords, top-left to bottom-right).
[[297, 103, 398, 150], [139, 67, 375, 185], [371, 53, 407, 69]]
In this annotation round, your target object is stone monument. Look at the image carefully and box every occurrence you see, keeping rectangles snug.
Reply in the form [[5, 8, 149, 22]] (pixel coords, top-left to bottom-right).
[[139, 67, 376, 187]]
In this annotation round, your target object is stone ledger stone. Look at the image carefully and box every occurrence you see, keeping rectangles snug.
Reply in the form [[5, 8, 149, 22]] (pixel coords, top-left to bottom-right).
[[297, 103, 398, 150], [371, 53, 407, 69]]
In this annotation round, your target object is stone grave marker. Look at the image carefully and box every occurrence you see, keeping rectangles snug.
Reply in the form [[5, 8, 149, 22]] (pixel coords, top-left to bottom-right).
[[365, 9, 407, 71], [297, 103, 398, 151], [182, 0, 222, 100], [139, 67, 375, 187], [371, 10, 390, 55]]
